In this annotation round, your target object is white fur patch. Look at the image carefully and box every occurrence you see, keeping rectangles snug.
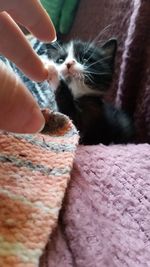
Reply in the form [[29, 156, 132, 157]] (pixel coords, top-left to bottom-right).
[[63, 42, 102, 98], [68, 78, 102, 99], [66, 42, 74, 63], [44, 42, 102, 98], [58, 42, 98, 98]]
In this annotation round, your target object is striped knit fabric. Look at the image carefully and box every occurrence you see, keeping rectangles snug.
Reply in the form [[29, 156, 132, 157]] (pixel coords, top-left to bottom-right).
[[0, 40, 79, 266], [0, 38, 58, 110]]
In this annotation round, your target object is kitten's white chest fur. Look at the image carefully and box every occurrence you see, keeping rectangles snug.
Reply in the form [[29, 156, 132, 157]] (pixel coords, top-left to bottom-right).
[[68, 78, 98, 98]]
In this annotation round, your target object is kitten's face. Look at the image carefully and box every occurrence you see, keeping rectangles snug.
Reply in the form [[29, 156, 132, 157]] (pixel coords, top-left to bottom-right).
[[47, 39, 117, 98], [55, 42, 84, 82]]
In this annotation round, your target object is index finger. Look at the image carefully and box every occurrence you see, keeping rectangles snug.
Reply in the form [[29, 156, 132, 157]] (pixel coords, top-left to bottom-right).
[[0, 0, 56, 42], [0, 12, 48, 81]]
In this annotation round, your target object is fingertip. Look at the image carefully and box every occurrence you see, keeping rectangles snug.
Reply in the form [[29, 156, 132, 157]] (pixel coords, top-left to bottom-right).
[[0, 60, 47, 134], [39, 23, 57, 43], [18, 54, 49, 82], [35, 1, 57, 43], [21, 107, 46, 134], [28, 14, 57, 43]]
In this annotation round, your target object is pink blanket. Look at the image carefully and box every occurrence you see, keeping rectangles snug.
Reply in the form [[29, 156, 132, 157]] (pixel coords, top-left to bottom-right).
[[41, 144, 150, 267]]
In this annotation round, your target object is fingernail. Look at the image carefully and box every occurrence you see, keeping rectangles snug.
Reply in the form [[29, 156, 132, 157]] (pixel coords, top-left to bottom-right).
[[35, 120, 45, 133], [51, 35, 57, 43]]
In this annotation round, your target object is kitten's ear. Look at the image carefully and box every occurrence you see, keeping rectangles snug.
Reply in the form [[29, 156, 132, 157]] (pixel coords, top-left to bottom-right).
[[101, 38, 117, 64]]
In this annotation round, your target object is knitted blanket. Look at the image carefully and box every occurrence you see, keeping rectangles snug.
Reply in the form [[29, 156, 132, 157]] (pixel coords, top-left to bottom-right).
[[40, 144, 150, 267], [0, 41, 79, 266]]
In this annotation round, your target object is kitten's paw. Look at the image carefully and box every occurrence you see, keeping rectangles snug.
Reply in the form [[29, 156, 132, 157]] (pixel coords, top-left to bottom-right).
[[44, 60, 59, 90]]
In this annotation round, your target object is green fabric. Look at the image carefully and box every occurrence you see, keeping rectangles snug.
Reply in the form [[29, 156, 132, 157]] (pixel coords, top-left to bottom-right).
[[41, 0, 64, 30], [59, 0, 79, 34], [41, 0, 79, 34]]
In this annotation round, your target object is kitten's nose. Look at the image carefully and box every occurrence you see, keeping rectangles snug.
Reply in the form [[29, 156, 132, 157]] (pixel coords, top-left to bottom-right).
[[66, 60, 75, 69]]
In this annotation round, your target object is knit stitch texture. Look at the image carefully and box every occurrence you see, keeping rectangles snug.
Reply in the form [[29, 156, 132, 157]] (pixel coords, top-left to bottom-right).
[[41, 144, 150, 267], [0, 38, 79, 266], [0, 112, 78, 267]]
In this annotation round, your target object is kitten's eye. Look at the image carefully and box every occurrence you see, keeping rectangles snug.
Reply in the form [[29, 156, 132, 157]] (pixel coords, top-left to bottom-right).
[[82, 55, 90, 64], [82, 57, 87, 63], [56, 57, 65, 64], [82, 53, 94, 64]]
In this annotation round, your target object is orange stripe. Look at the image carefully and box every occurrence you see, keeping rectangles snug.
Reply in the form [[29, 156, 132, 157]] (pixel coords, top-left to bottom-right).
[[0, 137, 74, 169], [0, 193, 56, 249], [0, 164, 68, 205]]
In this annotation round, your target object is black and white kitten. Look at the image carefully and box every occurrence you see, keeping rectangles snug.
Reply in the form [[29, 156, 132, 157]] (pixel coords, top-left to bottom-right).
[[45, 39, 133, 145]]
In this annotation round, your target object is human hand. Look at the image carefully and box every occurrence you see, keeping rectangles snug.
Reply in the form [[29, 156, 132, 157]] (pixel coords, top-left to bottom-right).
[[0, 0, 56, 133]]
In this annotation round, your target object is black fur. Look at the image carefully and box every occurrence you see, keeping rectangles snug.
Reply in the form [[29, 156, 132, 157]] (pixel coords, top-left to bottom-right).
[[47, 39, 134, 145]]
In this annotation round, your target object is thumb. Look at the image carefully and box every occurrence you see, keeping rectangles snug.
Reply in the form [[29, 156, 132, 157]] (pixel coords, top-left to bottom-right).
[[0, 61, 45, 133]]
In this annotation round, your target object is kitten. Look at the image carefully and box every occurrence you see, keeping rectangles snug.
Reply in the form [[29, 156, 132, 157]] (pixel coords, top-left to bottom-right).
[[44, 39, 134, 145]]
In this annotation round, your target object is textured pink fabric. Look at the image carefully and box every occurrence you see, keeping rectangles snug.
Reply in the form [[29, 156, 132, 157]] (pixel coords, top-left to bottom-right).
[[41, 144, 150, 267], [116, 0, 150, 143]]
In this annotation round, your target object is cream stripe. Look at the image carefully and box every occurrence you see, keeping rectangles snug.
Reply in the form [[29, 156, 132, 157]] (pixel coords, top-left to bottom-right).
[[0, 189, 61, 216], [0, 236, 41, 264]]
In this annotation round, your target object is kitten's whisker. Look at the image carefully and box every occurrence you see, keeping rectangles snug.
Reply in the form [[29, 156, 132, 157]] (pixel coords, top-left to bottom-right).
[[84, 56, 112, 68], [83, 48, 96, 64], [84, 70, 111, 75], [84, 73, 97, 85], [92, 24, 112, 44], [96, 39, 107, 46], [83, 42, 93, 59], [83, 40, 105, 64], [83, 30, 113, 64], [86, 24, 112, 48], [46, 41, 66, 54], [50, 40, 62, 50]]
